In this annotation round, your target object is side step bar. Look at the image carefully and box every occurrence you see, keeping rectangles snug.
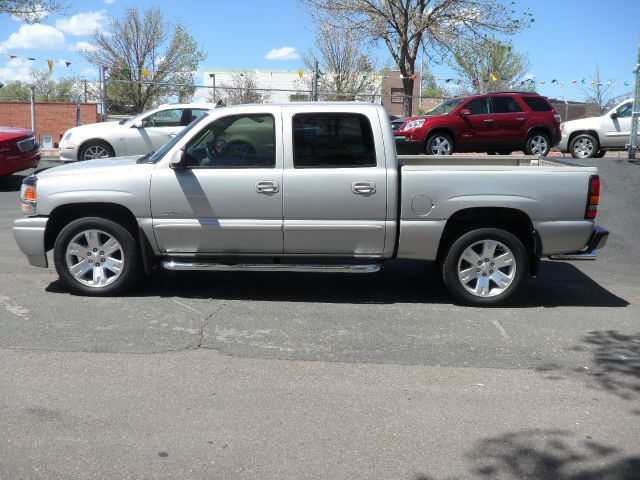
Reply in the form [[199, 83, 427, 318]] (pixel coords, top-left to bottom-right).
[[161, 261, 382, 274]]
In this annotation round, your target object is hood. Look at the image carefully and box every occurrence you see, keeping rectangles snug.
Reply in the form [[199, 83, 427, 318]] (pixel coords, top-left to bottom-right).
[[562, 114, 602, 130], [35, 156, 143, 179], [64, 120, 127, 138], [0, 126, 34, 142]]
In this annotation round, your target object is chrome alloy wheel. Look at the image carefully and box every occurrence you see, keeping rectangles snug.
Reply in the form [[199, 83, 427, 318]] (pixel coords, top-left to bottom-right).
[[528, 134, 548, 155], [429, 136, 452, 155], [83, 144, 111, 160], [457, 239, 516, 298], [65, 229, 124, 288], [572, 137, 595, 158]]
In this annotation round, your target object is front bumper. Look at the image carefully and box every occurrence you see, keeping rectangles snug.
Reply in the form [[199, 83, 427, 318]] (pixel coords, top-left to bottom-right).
[[0, 150, 40, 176], [394, 135, 424, 154], [549, 226, 609, 260], [13, 217, 48, 268], [557, 133, 570, 153]]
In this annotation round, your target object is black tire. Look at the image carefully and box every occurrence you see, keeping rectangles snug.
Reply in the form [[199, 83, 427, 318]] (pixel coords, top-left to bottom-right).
[[53, 217, 140, 296], [442, 228, 528, 306], [569, 134, 600, 159], [78, 140, 115, 161], [524, 131, 550, 156], [593, 149, 606, 158], [425, 132, 453, 155]]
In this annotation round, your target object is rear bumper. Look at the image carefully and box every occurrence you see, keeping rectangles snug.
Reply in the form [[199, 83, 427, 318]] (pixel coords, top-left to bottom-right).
[[549, 226, 609, 261], [13, 217, 48, 268]]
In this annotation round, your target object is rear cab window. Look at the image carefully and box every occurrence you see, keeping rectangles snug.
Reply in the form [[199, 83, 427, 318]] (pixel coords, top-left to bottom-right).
[[521, 96, 552, 112], [292, 113, 376, 168]]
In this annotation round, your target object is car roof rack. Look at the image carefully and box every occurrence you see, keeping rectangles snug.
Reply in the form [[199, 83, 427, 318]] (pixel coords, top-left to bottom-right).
[[490, 91, 540, 95]]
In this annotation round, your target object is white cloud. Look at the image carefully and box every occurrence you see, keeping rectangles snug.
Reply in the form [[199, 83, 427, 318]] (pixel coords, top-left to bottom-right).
[[103, 0, 116, 3], [0, 57, 35, 82], [74, 41, 97, 52], [265, 46, 300, 61], [56, 11, 107, 36], [0, 24, 65, 51]]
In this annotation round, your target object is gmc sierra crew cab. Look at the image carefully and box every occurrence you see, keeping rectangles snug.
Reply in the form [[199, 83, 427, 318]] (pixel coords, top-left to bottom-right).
[[14, 103, 609, 306]]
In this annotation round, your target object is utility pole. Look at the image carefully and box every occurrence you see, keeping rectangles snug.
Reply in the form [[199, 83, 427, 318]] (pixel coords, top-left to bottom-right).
[[29, 86, 36, 133], [311, 59, 319, 101], [83, 79, 88, 103], [628, 42, 640, 161], [209, 73, 216, 102]]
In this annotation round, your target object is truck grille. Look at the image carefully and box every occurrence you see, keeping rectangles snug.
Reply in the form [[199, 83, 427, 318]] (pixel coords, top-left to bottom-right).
[[17, 136, 36, 153]]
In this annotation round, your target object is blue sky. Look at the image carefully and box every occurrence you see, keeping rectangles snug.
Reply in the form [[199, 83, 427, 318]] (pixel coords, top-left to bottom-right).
[[1, 0, 639, 101]]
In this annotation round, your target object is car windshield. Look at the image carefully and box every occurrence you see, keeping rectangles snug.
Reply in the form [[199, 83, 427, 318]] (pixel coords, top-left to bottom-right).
[[426, 99, 464, 115], [138, 113, 210, 164]]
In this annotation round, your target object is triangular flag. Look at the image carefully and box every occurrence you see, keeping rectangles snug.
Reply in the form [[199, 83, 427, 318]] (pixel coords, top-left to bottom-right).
[[47, 59, 53, 74], [65, 61, 71, 67], [624, 81, 629, 87], [446, 78, 453, 83], [491, 74, 497, 81], [142, 68, 149, 77], [28, 57, 35, 61], [122, 67, 130, 74], [539, 80, 545, 85], [551, 79, 558, 83], [560, 82, 565, 88], [472, 79, 478, 86], [500, 77, 507, 81], [9, 55, 17, 59], [571, 80, 577, 84], [103, 66, 109, 72], [581, 78, 586, 84], [298, 69, 303, 78]]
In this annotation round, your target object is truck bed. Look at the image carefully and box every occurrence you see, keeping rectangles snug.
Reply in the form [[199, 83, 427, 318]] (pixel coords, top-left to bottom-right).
[[398, 154, 588, 169]]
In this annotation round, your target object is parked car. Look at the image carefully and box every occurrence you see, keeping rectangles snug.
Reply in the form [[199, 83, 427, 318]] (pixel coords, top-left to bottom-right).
[[14, 103, 608, 306], [395, 92, 561, 156], [58, 102, 217, 162], [0, 126, 40, 176], [558, 99, 633, 158]]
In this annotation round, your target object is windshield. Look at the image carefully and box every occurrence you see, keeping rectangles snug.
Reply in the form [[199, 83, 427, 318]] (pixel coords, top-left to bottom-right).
[[426, 98, 464, 115], [138, 113, 210, 164]]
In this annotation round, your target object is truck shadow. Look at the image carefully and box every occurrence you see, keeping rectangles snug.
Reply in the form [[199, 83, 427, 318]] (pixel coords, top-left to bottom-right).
[[414, 429, 640, 480], [88, 259, 629, 308], [0, 174, 25, 192]]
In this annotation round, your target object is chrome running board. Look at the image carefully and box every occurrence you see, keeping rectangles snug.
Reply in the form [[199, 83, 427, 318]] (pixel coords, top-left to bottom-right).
[[549, 250, 598, 261], [161, 261, 382, 273]]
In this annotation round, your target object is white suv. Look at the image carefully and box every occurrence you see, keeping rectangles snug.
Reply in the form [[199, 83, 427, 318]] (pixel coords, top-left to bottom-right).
[[558, 99, 634, 158], [59, 102, 216, 162]]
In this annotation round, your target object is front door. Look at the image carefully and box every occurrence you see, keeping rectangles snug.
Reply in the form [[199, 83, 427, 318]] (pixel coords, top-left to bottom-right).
[[281, 108, 387, 256], [457, 97, 497, 150], [603, 101, 632, 148], [150, 111, 283, 254]]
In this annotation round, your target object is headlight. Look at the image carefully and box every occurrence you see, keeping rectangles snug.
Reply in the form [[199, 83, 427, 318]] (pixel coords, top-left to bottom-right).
[[62, 131, 73, 143], [20, 175, 37, 216], [403, 119, 425, 131]]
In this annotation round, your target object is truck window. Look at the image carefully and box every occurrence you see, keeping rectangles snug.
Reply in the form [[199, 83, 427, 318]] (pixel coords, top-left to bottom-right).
[[184, 114, 275, 168], [292, 113, 376, 168]]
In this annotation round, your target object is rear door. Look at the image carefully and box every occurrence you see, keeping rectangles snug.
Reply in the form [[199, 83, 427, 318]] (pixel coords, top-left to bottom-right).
[[490, 95, 526, 145], [281, 107, 387, 256]]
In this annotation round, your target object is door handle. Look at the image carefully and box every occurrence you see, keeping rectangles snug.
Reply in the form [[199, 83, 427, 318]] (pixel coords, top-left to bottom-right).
[[255, 180, 279, 193], [483, 119, 494, 123], [516, 117, 525, 121], [352, 181, 376, 194]]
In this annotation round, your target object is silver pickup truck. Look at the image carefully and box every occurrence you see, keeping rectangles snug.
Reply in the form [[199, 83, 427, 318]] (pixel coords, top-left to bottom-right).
[[13, 103, 608, 305]]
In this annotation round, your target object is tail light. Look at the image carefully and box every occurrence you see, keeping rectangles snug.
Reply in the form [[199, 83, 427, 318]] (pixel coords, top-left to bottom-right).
[[554, 113, 562, 123], [585, 175, 600, 219]]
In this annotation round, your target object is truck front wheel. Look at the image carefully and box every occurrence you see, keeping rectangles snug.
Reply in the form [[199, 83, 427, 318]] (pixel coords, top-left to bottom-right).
[[53, 217, 140, 296], [442, 228, 527, 306]]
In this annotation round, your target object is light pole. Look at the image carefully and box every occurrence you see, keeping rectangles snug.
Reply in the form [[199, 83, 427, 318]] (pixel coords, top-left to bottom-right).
[[209, 73, 216, 102]]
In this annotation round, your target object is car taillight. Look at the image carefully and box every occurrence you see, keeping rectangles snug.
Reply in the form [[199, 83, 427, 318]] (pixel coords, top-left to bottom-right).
[[585, 175, 600, 219], [554, 113, 562, 123]]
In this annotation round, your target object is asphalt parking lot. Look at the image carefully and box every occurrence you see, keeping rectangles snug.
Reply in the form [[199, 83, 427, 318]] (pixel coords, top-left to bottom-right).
[[1, 154, 639, 479]]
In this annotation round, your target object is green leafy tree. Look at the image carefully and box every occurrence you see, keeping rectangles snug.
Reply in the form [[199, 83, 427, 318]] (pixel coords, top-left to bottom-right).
[[300, 0, 532, 116], [449, 38, 530, 95], [421, 66, 449, 98], [80, 7, 205, 114]]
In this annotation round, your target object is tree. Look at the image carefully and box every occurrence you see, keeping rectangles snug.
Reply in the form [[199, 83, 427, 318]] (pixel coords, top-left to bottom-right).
[[301, 23, 379, 101], [210, 72, 271, 105], [300, 0, 531, 116], [0, 73, 93, 102], [80, 7, 205, 114], [0, 0, 65, 22], [579, 67, 623, 115], [449, 38, 530, 95], [421, 66, 449, 98]]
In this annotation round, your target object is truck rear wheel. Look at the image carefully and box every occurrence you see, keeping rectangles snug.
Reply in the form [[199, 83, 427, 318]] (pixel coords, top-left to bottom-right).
[[442, 228, 527, 306], [53, 217, 140, 296]]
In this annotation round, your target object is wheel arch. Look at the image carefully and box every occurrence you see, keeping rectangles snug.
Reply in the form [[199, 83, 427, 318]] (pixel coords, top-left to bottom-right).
[[567, 129, 601, 147], [436, 207, 539, 275], [77, 138, 116, 159], [525, 125, 551, 141]]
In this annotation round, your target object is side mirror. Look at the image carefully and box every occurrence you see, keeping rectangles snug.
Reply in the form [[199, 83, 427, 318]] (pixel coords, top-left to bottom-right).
[[169, 148, 187, 169], [610, 112, 618, 119], [133, 120, 143, 128], [459, 109, 471, 116]]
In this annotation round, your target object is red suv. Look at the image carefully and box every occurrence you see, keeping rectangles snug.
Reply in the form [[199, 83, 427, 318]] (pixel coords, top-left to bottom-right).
[[394, 92, 561, 156], [0, 126, 40, 176]]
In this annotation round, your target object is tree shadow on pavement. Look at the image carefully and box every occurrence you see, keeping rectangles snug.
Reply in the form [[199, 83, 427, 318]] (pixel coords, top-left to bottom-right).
[[0, 174, 25, 192], [415, 430, 640, 479], [46, 259, 629, 307], [580, 330, 640, 401]]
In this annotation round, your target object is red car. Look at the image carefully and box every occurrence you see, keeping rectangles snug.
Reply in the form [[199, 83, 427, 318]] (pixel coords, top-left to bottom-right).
[[394, 92, 561, 156], [0, 126, 40, 176]]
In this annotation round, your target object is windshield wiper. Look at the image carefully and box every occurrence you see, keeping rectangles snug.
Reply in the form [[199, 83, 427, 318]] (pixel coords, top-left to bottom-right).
[[136, 151, 155, 164]]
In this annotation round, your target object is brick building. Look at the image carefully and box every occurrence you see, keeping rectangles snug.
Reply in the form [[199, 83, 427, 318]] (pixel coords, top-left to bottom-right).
[[0, 102, 100, 148], [381, 70, 423, 117]]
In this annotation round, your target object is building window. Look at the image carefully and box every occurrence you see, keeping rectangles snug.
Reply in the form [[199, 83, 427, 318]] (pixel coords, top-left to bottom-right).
[[390, 88, 404, 104], [40, 134, 53, 149]]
